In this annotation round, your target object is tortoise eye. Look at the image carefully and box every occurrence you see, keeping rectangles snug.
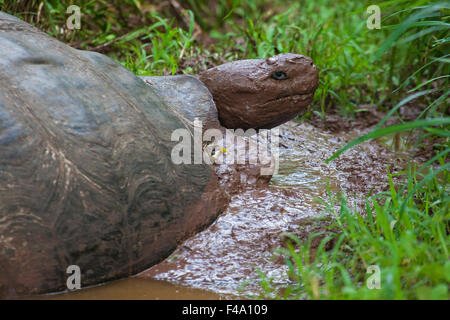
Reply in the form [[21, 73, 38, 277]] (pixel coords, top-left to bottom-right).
[[271, 71, 288, 80]]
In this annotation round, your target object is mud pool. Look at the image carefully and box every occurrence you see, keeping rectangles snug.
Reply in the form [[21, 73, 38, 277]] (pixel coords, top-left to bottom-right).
[[42, 118, 413, 299]]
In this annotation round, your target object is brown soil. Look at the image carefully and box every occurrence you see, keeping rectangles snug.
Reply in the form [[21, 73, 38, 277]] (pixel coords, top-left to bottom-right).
[[307, 101, 439, 162], [137, 103, 434, 296]]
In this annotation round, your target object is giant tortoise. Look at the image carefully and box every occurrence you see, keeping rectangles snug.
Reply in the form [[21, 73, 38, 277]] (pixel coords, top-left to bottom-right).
[[0, 11, 318, 298]]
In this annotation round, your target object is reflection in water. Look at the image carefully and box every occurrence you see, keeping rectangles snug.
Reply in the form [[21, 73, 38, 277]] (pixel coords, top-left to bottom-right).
[[44, 121, 408, 299]]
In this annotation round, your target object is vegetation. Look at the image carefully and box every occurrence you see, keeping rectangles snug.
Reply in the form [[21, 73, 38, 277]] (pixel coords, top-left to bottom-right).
[[1, 0, 448, 299], [257, 1, 449, 300]]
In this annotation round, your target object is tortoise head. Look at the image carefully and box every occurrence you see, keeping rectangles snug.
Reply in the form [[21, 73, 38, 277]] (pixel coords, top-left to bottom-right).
[[198, 53, 318, 130]]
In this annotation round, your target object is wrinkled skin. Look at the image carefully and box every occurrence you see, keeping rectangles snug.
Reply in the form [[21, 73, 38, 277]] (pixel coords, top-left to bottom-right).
[[198, 53, 318, 129]]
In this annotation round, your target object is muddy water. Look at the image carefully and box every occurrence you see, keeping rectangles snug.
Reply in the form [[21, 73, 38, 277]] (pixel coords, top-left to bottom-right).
[[139, 121, 407, 297], [36, 278, 231, 300], [44, 120, 408, 299]]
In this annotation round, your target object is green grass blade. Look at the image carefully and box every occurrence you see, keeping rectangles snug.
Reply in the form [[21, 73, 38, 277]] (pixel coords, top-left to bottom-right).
[[326, 118, 450, 163]]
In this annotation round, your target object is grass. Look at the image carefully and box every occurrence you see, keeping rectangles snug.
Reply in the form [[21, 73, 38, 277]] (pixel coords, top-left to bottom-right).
[[256, 1, 449, 300], [0, 0, 426, 114], [2, 1, 447, 114], [257, 162, 449, 299], [1, 0, 449, 299]]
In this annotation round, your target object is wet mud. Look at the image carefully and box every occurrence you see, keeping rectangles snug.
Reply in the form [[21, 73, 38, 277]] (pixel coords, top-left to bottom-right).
[[46, 105, 424, 299], [31, 278, 234, 300], [138, 111, 420, 297]]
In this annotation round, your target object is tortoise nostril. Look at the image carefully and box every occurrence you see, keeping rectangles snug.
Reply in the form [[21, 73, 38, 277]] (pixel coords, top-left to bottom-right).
[[266, 57, 277, 65]]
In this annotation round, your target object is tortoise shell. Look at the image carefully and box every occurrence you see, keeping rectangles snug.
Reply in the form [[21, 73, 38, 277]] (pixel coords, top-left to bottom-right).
[[0, 12, 225, 298]]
